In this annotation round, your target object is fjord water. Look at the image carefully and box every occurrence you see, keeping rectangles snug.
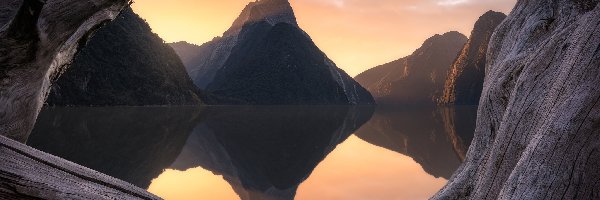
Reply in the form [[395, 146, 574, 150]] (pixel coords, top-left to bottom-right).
[[27, 106, 477, 200]]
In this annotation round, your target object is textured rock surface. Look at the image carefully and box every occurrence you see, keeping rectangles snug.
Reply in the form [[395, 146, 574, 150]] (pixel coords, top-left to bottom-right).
[[170, 0, 374, 105], [355, 32, 467, 105], [354, 106, 477, 179], [438, 11, 506, 105], [27, 107, 201, 189], [46, 8, 202, 106], [0, 0, 130, 142], [433, 1, 600, 199], [171, 106, 374, 200], [0, 135, 159, 199]]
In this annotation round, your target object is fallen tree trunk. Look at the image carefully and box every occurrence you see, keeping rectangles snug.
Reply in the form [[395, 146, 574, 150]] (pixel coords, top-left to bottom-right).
[[0, 0, 131, 142], [0, 135, 159, 199], [433, 1, 600, 199]]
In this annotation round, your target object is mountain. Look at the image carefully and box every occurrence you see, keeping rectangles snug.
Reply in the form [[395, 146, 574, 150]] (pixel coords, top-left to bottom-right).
[[0, 0, 131, 142], [169, 41, 203, 73], [355, 32, 467, 105], [46, 7, 203, 106], [433, 1, 600, 199], [438, 11, 506, 105], [169, 0, 374, 105]]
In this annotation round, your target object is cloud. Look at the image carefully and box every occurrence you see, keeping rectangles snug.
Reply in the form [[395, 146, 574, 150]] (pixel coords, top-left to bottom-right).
[[436, 0, 469, 6], [331, 0, 345, 7]]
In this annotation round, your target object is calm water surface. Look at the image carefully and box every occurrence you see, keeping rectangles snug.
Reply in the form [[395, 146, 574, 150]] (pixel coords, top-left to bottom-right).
[[27, 106, 477, 200]]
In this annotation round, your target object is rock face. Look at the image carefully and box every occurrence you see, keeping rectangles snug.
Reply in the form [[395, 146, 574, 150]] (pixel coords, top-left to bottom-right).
[[355, 32, 467, 105], [0, 135, 160, 199], [46, 8, 202, 106], [169, 0, 374, 105], [171, 106, 374, 200], [438, 11, 507, 105], [0, 0, 131, 142], [433, 1, 600, 199]]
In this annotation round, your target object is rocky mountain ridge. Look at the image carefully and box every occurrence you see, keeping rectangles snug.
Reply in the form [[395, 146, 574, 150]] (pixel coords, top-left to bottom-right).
[[355, 31, 467, 104], [170, 0, 374, 105], [438, 11, 507, 105], [46, 7, 203, 106]]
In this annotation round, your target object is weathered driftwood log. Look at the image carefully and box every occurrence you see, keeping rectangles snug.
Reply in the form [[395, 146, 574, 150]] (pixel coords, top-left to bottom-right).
[[433, 0, 600, 199], [0, 135, 159, 199], [0, 0, 131, 142]]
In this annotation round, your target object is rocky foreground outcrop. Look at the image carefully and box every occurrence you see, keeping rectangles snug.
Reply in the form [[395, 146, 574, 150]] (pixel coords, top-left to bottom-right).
[[0, 135, 159, 199], [46, 7, 202, 106], [0, 0, 130, 142], [170, 0, 374, 105], [433, 1, 600, 199], [438, 11, 506, 105], [355, 32, 467, 105]]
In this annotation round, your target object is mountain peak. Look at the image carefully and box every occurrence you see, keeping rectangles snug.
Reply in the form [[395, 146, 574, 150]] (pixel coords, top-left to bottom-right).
[[473, 11, 507, 33], [223, 0, 297, 36]]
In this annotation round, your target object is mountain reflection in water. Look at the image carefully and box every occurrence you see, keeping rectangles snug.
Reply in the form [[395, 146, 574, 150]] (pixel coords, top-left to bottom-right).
[[27, 106, 477, 200]]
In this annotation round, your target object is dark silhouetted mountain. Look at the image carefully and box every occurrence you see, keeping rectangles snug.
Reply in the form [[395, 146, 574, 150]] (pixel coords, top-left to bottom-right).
[[171, 106, 374, 200], [27, 107, 202, 189], [354, 106, 477, 179], [438, 11, 506, 105], [169, 41, 203, 73], [355, 32, 467, 105], [46, 8, 202, 106], [169, 0, 373, 105]]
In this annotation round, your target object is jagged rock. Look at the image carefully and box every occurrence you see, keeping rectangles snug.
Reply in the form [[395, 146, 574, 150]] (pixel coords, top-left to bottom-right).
[[0, 135, 159, 199], [438, 11, 507, 105], [46, 7, 203, 106], [169, 0, 374, 105], [0, 0, 130, 142], [433, 1, 600, 199], [355, 32, 467, 105]]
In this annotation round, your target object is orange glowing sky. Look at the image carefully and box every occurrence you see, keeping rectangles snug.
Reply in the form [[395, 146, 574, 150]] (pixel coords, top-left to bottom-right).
[[132, 0, 516, 76]]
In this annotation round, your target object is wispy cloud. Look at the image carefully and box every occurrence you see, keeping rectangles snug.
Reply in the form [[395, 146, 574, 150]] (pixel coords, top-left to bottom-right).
[[436, 0, 469, 6], [331, 0, 345, 8]]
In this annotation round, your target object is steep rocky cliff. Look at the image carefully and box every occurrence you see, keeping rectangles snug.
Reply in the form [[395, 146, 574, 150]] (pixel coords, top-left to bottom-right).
[[355, 32, 467, 105], [438, 11, 506, 105], [0, 0, 130, 142], [433, 1, 600, 199], [46, 8, 203, 106], [170, 0, 374, 105]]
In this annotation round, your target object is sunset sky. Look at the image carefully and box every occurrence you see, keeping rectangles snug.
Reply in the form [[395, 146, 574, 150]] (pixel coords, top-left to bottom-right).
[[132, 0, 516, 76]]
